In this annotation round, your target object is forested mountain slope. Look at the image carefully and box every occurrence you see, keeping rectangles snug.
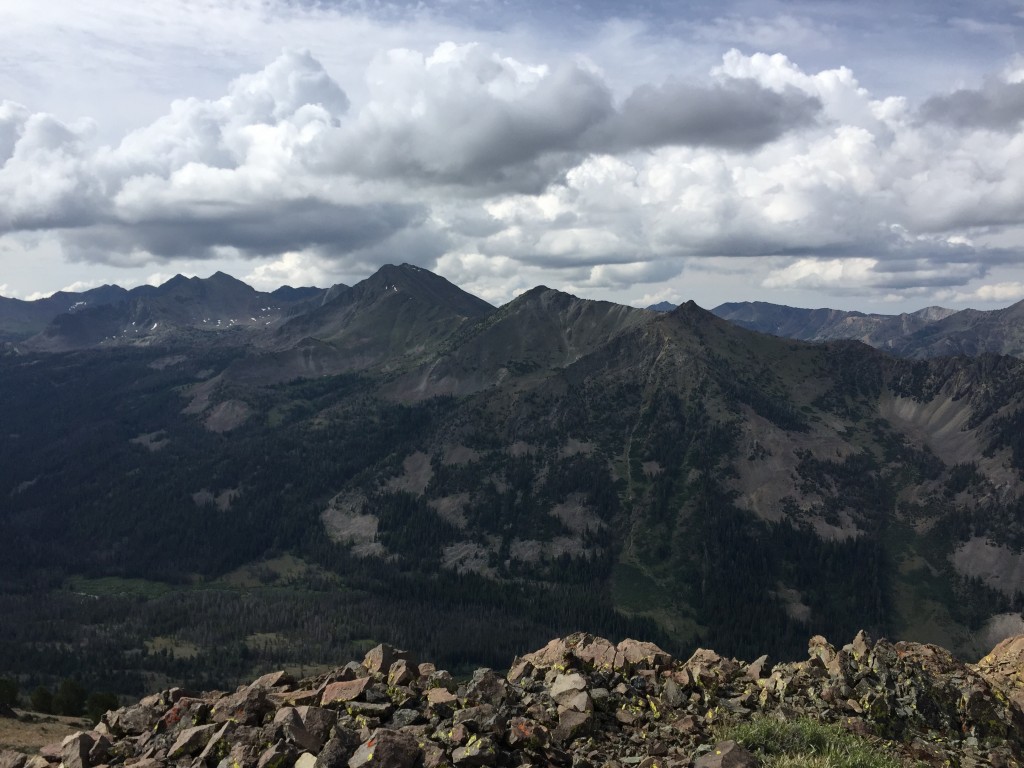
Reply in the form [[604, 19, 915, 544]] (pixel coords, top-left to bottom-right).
[[3, 266, 1024, 699]]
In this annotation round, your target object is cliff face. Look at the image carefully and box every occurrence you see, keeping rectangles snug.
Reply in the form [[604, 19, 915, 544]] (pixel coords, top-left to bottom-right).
[[5, 631, 1024, 768]]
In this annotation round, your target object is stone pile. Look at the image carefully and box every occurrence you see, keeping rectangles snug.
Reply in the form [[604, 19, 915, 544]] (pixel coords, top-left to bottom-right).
[[3, 631, 1024, 768]]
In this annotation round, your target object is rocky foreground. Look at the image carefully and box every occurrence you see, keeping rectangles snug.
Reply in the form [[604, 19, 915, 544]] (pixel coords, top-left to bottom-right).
[[4, 631, 1024, 768]]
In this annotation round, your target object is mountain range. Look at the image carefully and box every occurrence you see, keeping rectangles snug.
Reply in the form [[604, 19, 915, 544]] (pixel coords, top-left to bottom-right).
[[3, 266, 1024, 699], [709, 300, 1024, 359]]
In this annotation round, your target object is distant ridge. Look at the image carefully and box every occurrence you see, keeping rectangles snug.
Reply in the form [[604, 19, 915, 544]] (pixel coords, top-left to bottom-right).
[[13, 273, 1024, 361], [0, 284, 129, 341], [25, 272, 317, 351], [712, 300, 956, 350], [711, 299, 1024, 359], [646, 300, 677, 312]]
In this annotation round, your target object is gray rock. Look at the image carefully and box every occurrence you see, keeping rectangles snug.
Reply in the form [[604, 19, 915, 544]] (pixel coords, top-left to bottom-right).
[[0, 751, 27, 768], [105, 704, 159, 736], [198, 722, 236, 765], [251, 671, 297, 690], [86, 734, 110, 765], [390, 708, 422, 728], [452, 735, 497, 766], [273, 707, 322, 753], [552, 709, 592, 744], [60, 732, 94, 768], [347, 729, 420, 768], [693, 740, 758, 768], [314, 732, 361, 768], [297, 706, 337, 744], [550, 673, 588, 701], [321, 678, 371, 706], [212, 687, 272, 726], [168, 724, 217, 759], [257, 740, 297, 768], [464, 669, 507, 705]]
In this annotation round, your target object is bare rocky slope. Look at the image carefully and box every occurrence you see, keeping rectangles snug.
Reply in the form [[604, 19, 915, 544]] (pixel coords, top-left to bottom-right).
[[5, 632, 1024, 768]]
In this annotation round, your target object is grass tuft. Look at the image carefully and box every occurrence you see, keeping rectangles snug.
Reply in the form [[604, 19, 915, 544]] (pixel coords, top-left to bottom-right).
[[715, 716, 905, 768]]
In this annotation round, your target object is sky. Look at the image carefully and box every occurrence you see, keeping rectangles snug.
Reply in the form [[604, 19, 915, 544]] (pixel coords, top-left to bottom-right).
[[1, 1, 1024, 311]]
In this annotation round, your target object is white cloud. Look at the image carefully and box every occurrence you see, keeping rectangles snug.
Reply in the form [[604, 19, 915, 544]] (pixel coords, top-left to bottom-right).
[[950, 282, 1024, 304], [762, 258, 879, 289], [244, 251, 335, 291], [2, 4, 1024, 309]]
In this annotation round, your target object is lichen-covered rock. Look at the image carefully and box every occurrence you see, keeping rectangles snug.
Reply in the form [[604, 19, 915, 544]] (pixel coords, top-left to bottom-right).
[[976, 635, 1024, 711], [452, 735, 497, 766], [694, 740, 758, 768], [26, 631, 1024, 768], [346, 729, 419, 768], [251, 671, 297, 690], [167, 724, 216, 759], [321, 678, 370, 706], [314, 731, 361, 768], [212, 686, 273, 726], [257, 740, 297, 768]]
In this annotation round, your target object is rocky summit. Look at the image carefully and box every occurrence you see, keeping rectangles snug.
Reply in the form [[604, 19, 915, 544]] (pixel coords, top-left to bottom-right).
[[5, 632, 1024, 768]]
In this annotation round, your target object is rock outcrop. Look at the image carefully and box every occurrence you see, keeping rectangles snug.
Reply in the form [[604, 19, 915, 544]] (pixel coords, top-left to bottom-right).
[[5, 632, 1024, 768]]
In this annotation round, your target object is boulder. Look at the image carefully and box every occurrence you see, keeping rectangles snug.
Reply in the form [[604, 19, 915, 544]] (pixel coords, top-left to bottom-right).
[[60, 732, 94, 768], [550, 673, 587, 701], [273, 707, 322, 753], [257, 740, 297, 768], [321, 678, 371, 706], [552, 709, 591, 744], [314, 732, 361, 768], [615, 639, 672, 673], [463, 669, 507, 705], [251, 671, 297, 691], [387, 659, 414, 687], [296, 705, 337, 744], [452, 735, 497, 766], [693, 740, 758, 768], [168, 724, 217, 759], [197, 722, 236, 764], [346, 729, 419, 768], [212, 686, 272, 726], [976, 634, 1024, 711]]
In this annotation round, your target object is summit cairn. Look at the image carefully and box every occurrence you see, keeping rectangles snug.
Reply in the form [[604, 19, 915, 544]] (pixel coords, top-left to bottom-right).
[[5, 632, 1024, 768]]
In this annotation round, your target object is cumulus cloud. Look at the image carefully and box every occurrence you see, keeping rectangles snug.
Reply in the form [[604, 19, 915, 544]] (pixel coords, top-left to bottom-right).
[[307, 42, 819, 191], [0, 42, 824, 276], [2, 34, 1024, 306], [943, 282, 1024, 305], [584, 78, 821, 152], [919, 79, 1024, 131]]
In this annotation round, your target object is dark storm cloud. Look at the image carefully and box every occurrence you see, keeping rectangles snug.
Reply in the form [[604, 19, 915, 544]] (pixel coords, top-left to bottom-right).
[[919, 80, 1024, 131], [587, 79, 822, 152], [64, 199, 426, 264]]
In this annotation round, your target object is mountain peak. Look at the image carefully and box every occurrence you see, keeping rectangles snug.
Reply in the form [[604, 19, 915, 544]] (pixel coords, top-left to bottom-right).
[[207, 270, 249, 286], [356, 264, 494, 316], [667, 299, 711, 318]]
